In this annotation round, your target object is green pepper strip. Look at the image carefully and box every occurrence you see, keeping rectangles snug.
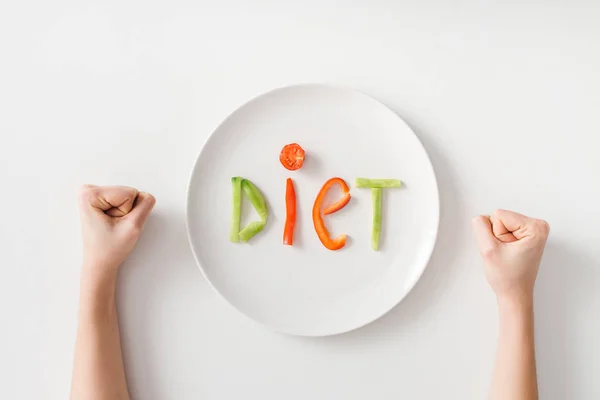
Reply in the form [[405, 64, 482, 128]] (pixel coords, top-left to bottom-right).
[[355, 178, 402, 188], [238, 179, 268, 242], [371, 188, 382, 250], [230, 177, 242, 242]]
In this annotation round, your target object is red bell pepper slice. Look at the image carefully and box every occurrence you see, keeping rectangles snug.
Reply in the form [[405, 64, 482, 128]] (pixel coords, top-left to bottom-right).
[[283, 178, 296, 245], [323, 193, 351, 215], [312, 177, 351, 250]]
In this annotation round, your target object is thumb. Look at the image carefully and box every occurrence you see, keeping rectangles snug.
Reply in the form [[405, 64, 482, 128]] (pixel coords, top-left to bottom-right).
[[127, 192, 156, 228], [490, 212, 518, 243], [472, 215, 500, 256], [492, 209, 530, 240]]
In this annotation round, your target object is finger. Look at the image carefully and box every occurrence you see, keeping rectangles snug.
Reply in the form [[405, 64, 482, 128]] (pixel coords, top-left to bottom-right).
[[493, 209, 533, 240], [528, 217, 551, 241], [106, 207, 130, 217], [490, 213, 518, 243], [472, 215, 500, 255], [80, 185, 138, 216], [127, 192, 156, 227]]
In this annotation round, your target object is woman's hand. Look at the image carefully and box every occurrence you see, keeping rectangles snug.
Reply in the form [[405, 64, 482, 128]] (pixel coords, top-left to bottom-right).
[[472, 209, 550, 303], [78, 185, 155, 283]]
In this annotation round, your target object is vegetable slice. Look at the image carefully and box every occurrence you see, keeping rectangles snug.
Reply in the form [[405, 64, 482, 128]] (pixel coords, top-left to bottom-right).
[[239, 221, 266, 242], [230, 177, 242, 242], [279, 143, 305, 171], [355, 178, 402, 188], [323, 193, 351, 215], [283, 178, 296, 245], [312, 177, 351, 251], [242, 179, 268, 222], [371, 188, 382, 250], [356, 177, 402, 251], [238, 179, 268, 242]]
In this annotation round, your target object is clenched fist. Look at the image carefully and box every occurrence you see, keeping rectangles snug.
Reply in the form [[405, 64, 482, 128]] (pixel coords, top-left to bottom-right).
[[472, 209, 550, 302], [78, 185, 155, 280]]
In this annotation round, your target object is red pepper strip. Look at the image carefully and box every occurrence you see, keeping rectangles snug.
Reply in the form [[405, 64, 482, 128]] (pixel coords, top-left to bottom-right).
[[323, 193, 351, 215], [312, 177, 351, 251], [283, 178, 296, 245]]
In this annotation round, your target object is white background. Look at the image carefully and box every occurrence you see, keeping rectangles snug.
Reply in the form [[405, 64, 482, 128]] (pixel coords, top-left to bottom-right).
[[1, 1, 599, 399]]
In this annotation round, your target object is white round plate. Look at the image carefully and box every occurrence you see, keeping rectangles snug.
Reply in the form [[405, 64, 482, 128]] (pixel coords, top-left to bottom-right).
[[187, 84, 439, 336]]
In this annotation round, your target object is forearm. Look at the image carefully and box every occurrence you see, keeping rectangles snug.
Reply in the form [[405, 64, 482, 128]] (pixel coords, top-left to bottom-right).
[[491, 295, 538, 400], [71, 269, 130, 400]]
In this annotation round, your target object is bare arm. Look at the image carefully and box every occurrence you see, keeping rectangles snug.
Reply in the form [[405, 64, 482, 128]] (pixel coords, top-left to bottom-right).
[[71, 185, 155, 400], [473, 209, 549, 400], [72, 272, 129, 399], [492, 295, 537, 400]]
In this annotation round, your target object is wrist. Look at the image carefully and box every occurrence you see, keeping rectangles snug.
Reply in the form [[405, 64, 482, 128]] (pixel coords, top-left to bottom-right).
[[79, 263, 119, 315], [81, 255, 121, 282], [497, 292, 534, 327], [497, 289, 534, 310]]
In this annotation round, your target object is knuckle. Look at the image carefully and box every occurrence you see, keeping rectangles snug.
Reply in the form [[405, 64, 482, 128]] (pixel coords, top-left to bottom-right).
[[493, 209, 509, 219], [541, 220, 550, 232], [127, 187, 138, 198], [480, 246, 497, 260], [534, 219, 550, 235], [140, 192, 156, 203], [78, 186, 95, 202], [541, 220, 550, 231], [78, 185, 90, 197], [472, 215, 487, 225], [145, 193, 156, 206]]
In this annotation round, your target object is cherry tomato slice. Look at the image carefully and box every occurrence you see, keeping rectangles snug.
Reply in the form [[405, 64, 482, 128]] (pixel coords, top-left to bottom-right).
[[279, 143, 305, 171]]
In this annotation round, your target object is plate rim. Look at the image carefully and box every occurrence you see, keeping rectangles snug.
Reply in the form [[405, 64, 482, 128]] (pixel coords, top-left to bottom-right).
[[185, 83, 440, 336]]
